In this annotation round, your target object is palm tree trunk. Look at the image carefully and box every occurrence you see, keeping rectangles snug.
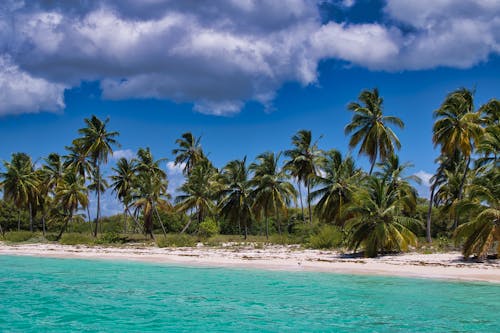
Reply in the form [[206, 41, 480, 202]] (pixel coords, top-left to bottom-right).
[[307, 181, 312, 225], [18, 210, 20, 231], [454, 155, 471, 229], [298, 181, 305, 222], [42, 214, 46, 237], [29, 203, 33, 232], [125, 207, 143, 233], [94, 161, 101, 237], [426, 183, 435, 243], [265, 214, 269, 240], [369, 160, 376, 175], [123, 207, 128, 234], [0, 221, 3, 236], [153, 204, 168, 237], [56, 212, 72, 241], [275, 204, 281, 236]]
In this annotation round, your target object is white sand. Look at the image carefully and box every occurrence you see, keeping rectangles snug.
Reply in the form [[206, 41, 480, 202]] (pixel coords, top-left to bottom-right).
[[1, 242, 499, 283]]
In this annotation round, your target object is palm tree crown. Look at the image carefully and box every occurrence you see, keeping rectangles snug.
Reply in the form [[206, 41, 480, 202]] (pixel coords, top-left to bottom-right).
[[345, 88, 404, 175]]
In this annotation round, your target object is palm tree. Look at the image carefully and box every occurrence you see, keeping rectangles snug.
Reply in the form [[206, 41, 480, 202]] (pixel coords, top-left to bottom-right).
[[0, 153, 39, 231], [55, 171, 89, 240], [75, 115, 119, 237], [375, 154, 420, 215], [433, 88, 484, 229], [175, 159, 218, 233], [111, 157, 137, 233], [345, 177, 420, 257], [172, 132, 205, 175], [218, 158, 254, 239], [310, 150, 360, 227], [250, 152, 297, 238], [284, 130, 322, 224], [345, 88, 404, 175], [455, 167, 499, 260], [132, 148, 170, 239]]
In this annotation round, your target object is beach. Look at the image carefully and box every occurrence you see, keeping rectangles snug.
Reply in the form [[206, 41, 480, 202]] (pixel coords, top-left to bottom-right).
[[1, 242, 498, 283]]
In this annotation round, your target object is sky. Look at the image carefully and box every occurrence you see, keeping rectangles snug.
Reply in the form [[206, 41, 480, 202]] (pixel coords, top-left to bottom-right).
[[0, 0, 499, 216]]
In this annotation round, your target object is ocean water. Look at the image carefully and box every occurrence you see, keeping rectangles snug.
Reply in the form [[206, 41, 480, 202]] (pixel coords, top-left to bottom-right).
[[0, 255, 498, 332]]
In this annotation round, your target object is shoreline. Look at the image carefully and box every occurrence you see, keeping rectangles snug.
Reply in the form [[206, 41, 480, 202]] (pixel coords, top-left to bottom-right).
[[1, 243, 499, 283]]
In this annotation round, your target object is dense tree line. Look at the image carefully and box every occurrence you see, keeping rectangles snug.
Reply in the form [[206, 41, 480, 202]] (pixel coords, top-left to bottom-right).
[[0, 88, 498, 258]]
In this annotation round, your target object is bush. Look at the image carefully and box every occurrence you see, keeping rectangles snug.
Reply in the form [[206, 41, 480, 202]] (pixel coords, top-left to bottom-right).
[[59, 233, 95, 245], [269, 234, 296, 245], [3, 231, 37, 242], [95, 232, 125, 244], [156, 234, 197, 247], [308, 225, 343, 249], [198, 218, 220, 238]]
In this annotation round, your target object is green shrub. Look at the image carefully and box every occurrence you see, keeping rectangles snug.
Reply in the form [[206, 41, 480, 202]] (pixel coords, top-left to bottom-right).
[[198, 218, 220, 238], [308, 225, 343, 249], [156, 234, 197, 247], [3, 231, 37, 242], [269, 234, 296, 245], [59, 233, 95, 245], [95, 232, 125, 244]]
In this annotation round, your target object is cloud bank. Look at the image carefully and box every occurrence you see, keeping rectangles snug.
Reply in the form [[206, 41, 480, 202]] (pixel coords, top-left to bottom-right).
[[0, 0, 498, 116]]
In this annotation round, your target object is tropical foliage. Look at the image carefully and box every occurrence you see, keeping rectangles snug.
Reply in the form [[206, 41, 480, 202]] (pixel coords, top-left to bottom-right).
[[0, 88, 498, 260]]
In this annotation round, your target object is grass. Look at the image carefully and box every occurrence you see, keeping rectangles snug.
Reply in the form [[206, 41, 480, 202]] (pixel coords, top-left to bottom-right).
[[156, 234, 198, 247]]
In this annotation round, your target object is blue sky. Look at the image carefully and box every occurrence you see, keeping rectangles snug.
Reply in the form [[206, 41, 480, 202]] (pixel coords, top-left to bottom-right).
[[0, 0, 499, 215]]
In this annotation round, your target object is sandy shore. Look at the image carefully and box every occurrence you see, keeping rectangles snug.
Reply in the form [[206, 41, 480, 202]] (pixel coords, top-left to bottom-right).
[[1, 242, 499, 283]]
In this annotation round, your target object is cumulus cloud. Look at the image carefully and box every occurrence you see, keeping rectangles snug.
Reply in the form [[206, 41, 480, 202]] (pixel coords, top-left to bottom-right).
[[111, 149, 135, 160], [0, 0, 498, 116], [0, 56, 66, 116], [166, 161, 185, 196]]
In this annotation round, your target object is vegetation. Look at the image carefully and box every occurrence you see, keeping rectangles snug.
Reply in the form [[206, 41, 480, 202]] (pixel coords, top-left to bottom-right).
[[0, 88, 498, 260]]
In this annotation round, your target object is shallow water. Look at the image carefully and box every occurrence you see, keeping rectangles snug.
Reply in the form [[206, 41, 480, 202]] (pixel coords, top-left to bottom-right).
[[0, 255, 498, 332]]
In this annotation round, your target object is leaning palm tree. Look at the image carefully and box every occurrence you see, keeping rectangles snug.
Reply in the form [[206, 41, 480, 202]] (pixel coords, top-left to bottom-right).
[[432, 88, 484, 229], [0, 153, 39, 231], [75, 115, 119, 237], [111, 157, 137, 233], [455, 167, 499, 260], [310, 150, 361, 227], [345, 177, 420, 258], [172, 132, 205, 175], [250, 152, 297, 238], [284, 130, 322, 224], [345, 88, 404, 175], [132, 148, 170, 239], [175, 159, 218, 233], [55, 171, 89, 240], [218, 158, 254, 239]]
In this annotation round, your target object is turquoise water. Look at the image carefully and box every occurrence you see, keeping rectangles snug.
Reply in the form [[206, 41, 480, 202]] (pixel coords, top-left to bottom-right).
[[0, 255, 499, 332]]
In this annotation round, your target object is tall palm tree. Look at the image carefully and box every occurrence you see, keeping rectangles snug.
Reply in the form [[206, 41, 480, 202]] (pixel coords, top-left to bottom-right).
[[0, 153, 39, 231], [345, 177, 420, 257], [132, 148, 170, 239], [55, 171, 89, 240], [218, 158, 254, 239], [250, 152, 297, 238], [284, 130, 322, 224], [175, 159, 218, 233], [345, 88, 404, 175], [172, 132, 205, 175], [310, 150, 360, 227], [75, 115, 119, 237], [111, 157, 137, 233], [433, 88, 484, 229]]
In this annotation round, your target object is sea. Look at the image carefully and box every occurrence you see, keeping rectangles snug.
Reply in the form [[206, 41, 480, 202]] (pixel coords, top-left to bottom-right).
[[0, 255, 498, 332]]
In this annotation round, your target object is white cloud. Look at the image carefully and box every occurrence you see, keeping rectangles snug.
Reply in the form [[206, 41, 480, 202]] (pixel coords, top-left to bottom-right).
[[414, 170, 433, 187], [112, 149, 135, 160], [0, 0, 498, 116], [0, 56, 66, 116], [166, 161, 185, 196]]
